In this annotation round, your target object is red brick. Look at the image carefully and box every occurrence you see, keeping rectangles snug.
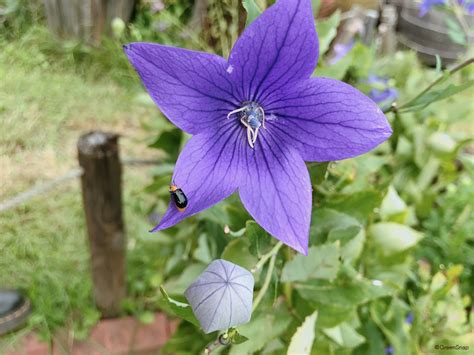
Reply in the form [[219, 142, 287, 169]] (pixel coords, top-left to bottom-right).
[[4, 333, 49, 355], [7, 313, 178, 355]]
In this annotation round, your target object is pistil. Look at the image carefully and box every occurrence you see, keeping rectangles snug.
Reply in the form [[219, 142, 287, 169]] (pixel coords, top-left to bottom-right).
[[227, 102, 266, 148]]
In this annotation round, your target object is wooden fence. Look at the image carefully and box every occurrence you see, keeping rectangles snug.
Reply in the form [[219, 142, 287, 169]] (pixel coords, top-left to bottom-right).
[[43, 0, 136, 44]]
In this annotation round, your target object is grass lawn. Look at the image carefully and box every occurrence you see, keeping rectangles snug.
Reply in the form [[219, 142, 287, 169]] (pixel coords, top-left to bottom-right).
[[0, 28, 170, 346]]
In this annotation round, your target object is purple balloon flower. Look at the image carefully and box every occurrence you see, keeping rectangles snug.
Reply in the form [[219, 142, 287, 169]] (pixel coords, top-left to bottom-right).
[[419, 0, 474, 16], [465, 0, 474, 13], [185, 259, 254, 333], [327, 40, 355, 65], [124, 0, 392, 254], [367, 75, 398, 111], [419, 0, 446, 17]]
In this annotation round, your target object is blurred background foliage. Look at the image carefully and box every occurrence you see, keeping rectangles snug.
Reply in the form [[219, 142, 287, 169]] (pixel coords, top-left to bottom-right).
[[0, 0, 473, 354]]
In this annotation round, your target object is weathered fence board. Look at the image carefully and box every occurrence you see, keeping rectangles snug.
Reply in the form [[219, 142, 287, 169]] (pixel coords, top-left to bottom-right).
[[43, 0, 135, 44], [78, 132, 126, 318]]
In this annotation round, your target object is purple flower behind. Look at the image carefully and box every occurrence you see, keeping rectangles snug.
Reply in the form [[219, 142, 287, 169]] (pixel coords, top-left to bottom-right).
[[328, 40, 354, 65], [419, 0, 474, 16], [406, 312, 414, 324], [149, 0, 165, 13], [419, 0, 446, 17], [466, 0, 474, 13], [367, 75, 398, 111], [124, 0, 392, 254], [385, 345, 394, 354]]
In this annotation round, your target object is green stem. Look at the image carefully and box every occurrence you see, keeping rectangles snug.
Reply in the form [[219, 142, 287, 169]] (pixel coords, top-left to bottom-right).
[[384, 57, 474, 114], [252, 252, 277, 312], [251, 241, 283, 273]]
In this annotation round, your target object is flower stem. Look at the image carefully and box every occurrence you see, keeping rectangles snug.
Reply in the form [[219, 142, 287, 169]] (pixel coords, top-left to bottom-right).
[[251, 241, 283, 273], [252, 251, 277, 312], [384, 56, 474, 114]]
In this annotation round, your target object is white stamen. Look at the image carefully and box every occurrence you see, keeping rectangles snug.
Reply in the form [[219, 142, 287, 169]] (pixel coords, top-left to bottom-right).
[[227, 106, 247, 120], [247, 128, 254, 148], [252, 127, 259, 144], [230, 103, 266, 149], [258, 107, 266, 129]]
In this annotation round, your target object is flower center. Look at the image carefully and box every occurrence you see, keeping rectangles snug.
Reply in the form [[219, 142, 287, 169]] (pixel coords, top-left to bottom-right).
[[227, 102, 266, 148]]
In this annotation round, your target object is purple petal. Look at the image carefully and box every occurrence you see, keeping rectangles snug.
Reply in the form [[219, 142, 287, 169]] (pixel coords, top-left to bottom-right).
[[152, 126, 245, 231], [124, 43, 239, 134], [265, 77, 392, 162], [418, 0, 446, 17], [228, 0, 318, 103], [185, 259, 254, 333], [239, 138, 311, 255], [467, 2, 474, 14]]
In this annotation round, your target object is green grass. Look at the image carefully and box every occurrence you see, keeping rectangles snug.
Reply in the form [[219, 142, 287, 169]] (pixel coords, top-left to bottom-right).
[[0, 25, 170, 348], [0, 170, 168, 345], [0, 26, 158, 197]]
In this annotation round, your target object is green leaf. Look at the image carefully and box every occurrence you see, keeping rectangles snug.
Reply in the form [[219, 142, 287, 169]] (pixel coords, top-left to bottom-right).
[[400, 79, 474, 113], [369, 222, 423, 256], [163, 263, 206, 294], [317, 304, 356, 328], [324, 190, 383, 222], [311, 208, 361, 240], [246, 220, 273, 257], [317, 48, 352, 79], [322, 322, 366, 348], [230, 329, 249, 345], [193, 234, 213, 264], [416, 156, 441, 192], [354, 320, 386, 355], [199, 202, 231, 226], [428, 132, 456, 155], [315, 10, 341, 55], [281, 243, 341, 282], [221, 237, 258, 269], [160, 322, 213, 354], [287, 311, 318, 355], [380, 186, 407, 222], [148, 128, 182, 160], [229, 309, 292, 355], [242, 0, 262, 27], [157, 286, 200, 327], [225, 202, 252, 230], [308, 162, 330, 184], [296, 278, 394, 308], [370, 299, 411, 355], [327, 226, 365, 263], [445, 17, 466, 45]]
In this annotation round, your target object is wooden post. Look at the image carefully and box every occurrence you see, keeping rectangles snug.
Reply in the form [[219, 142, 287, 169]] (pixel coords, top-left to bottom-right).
[[43, 0, 136, 44], [78, 131, 126, 318]]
